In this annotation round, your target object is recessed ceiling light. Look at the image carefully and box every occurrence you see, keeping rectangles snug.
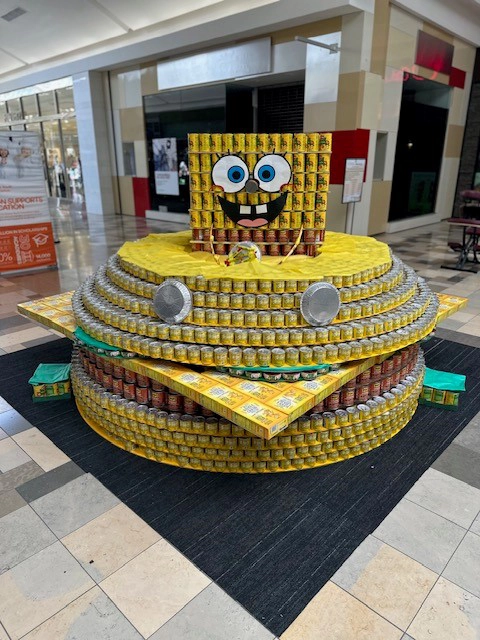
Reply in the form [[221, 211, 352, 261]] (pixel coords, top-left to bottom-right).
[[1, 7, 26, 22]]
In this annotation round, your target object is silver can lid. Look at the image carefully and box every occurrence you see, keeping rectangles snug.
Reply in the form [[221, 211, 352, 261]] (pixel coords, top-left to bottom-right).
[[153, 279, 192, 324], [300, 282, 340, 326]]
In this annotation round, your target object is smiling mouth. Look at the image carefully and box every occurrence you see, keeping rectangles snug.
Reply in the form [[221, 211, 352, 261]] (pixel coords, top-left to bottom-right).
[[218, 192, 288, 228]]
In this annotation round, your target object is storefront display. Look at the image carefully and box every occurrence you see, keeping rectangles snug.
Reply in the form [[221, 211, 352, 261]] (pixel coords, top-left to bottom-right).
[[18, 132, 467, 472]]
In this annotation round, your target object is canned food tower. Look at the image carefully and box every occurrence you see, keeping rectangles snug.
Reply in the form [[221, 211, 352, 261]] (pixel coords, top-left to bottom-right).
[[70, 132, 438, 473]]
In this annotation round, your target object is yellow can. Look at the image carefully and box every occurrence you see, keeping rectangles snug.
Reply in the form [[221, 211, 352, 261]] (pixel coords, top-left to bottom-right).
[[279, 211, 291, 229], [189, 153, 200, 172], [245, 134, 258, 152], [199, 134, 211, 152], [290, 211, 302, 228], [318, 154, 330, 172], [267, 133, 280, 152], [305, 173, 317, 192], [189, 173, 201, 191], [284, 153, 293, 169], [305, 153, 318, 172], [200, 210, 213, 227], [280, 134, 293, 152], [258, 192, 271, 204], [213, 210, 225, 227], [236, 192, 248, 205], [293, 153, 305, 172], [304, 192, 316, 211], [191, 192, 203, 210], [190, 210, 201, 228], [283, 192, 293, 211], [315, 193, 328, 210], [222, 134, 234, 153], [188, 134, 200, 152], [200, 153, 212, 172], [293, 133, 307, 152], [200, 173, 212, 191], [303, 211, 315, 228], [292, 193, 304, 211], [317, 174, 330, 191], [314, 212, 326, 227], [306, 133, 320, 152], [232, 133, 245, 153], [210, 134, 222, 152], [319, 133, 332, 152], [202, 193, 214, 210], [293, 173, 305, 191]]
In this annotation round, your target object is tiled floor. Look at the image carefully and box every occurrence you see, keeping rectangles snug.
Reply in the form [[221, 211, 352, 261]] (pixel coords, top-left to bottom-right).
[[1, 203, 480, 639]]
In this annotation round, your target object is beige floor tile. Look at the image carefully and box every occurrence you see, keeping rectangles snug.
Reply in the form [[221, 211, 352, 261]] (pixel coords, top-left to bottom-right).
[[0, 438, 31, 472], [281, 582, 403, 640], [22, 586, 142, 640], [333, 538, 437, 630], [408, 577, 480, 640], [457, 324, 480, 337], [0, 327, 53, 349], [62, 503, 160, 581], [0, 541, 94, 640], [100, 539, 211, 638], [0, 623, 8, 640], [12, 428, 70, 472]]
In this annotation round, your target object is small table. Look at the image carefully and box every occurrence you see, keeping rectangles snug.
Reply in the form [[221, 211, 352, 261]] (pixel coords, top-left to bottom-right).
[[442, 217, 480, 272]]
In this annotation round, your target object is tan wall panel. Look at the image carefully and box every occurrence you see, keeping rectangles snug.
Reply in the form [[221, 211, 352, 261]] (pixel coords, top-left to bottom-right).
[[118, 176, 135, 216], [422, 22, 454, 44], [386, 27, 416, 69], [390, 6, 422, 37], [452, 38, 477, 72], [271, 17, 342, 44], [304, 102, 337, 132], [336, 71, 364, 130], [119, 107, 146, 142], [449, 86, 470, 127], [370, 0, 390, 76], [444, 124, 465, 158], [368, 181, 392, 235], [325, 184, 347, 233], [360, 72, 383, 130], [141, 66, 158, 96]]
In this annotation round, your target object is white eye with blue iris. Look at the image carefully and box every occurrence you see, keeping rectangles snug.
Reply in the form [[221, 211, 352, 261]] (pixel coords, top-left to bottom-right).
[[212, 155, 248, 193], [254, 154, 292, 193]]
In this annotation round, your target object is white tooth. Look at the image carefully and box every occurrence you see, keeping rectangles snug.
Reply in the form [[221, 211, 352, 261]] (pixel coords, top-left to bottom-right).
[[240, 205, 251, 214], [257, 204, 267, 214]]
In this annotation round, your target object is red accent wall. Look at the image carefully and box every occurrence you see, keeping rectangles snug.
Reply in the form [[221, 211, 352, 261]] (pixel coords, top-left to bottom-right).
[[449, 67, 466, 89], [330, 129, 370, 185], [132, 178, 150, 217]]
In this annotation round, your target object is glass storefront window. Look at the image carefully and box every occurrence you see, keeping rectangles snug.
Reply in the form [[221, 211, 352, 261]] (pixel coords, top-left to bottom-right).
[[56, 87, 74, 113], [0, 101, 6, 123], [21, 94, 38, 119], [38, 91, 56, 116], [43, 120, 67, 198], [61, 118, 83, 199]]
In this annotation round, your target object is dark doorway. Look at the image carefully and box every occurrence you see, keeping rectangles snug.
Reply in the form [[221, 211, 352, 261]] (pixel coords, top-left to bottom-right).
[[389, 75, 451, 221]]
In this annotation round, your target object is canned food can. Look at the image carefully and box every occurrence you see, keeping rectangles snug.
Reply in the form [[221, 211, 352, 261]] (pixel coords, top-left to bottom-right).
[[267, 133, 280, 151], [232, 133, 245, 152], [279, 212, 291, 229], [102, 372, 113, 390], [252, 229, 264, 243], [317, 174, 329, 191], [210, 133, 222, 152], [318, 154, 330, 171], [302, 211, 315, 228], [306, 133, 320, 151], [200, 153, 211, 171], [167, 391, 183, 412], [190, 192, 203, 210], [199, 134, 211, 151], [280, 134, 293, 152], [112, 377, 123, 395], [293, 133, 307, 152], [222, 133, 234, 153], [134, 385, 149, 405], [293, 154, 305, 172], [124, 382, 135, 400], [293, 173, 305, 191], [319, 133, 332, 151], [188, 134, 200, 152]]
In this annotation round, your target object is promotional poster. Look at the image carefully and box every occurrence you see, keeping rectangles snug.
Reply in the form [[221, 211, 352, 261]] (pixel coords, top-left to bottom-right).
[[0, 131, 56, 272], [153, 137, 180, 196]]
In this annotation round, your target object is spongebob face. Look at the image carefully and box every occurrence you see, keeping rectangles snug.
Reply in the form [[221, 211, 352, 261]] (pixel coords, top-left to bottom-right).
[[211, 153, 291, 228]]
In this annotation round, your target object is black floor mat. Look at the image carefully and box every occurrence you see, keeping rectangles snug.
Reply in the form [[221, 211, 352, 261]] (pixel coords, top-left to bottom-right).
[[1, 337, 478, 636]]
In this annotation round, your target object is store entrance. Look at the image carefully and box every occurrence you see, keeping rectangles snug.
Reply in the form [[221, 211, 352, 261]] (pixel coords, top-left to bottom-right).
[[389, 75, 451, 221]]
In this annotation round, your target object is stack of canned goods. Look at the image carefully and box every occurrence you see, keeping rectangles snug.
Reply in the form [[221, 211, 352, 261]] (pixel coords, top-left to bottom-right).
[[187, 133, 331, 255], [71, 344, 425, 473]]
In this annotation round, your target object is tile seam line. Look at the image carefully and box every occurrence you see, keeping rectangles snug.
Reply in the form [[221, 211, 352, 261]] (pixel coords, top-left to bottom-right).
[[332, 582, 407, 634], [403, 495, 480, 530]]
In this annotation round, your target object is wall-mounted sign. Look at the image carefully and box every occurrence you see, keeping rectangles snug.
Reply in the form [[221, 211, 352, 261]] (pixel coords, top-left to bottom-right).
[[0, 131, 56, 272], [342, 158, 366, 204], [153, 137, 179, 196]]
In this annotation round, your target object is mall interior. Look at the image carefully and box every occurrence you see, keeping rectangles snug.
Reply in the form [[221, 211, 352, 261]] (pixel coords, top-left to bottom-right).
[[1, 0, 480, 638]]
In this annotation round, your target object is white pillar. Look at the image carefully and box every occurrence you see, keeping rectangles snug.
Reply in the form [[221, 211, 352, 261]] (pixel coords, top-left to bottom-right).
[[72, 71, 115, 215]]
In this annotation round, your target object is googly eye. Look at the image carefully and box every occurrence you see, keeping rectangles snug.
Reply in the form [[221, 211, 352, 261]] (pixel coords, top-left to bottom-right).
[[212, 155, 249, 193], [254, 154, 291, 193]]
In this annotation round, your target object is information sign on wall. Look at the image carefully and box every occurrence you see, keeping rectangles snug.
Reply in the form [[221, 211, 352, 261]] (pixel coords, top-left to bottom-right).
[[0, 131, 56, 272], [153, 137, 179, 196]]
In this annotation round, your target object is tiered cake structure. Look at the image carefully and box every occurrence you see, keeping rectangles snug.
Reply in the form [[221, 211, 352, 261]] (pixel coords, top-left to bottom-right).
[[19, 132, 453, 473]]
